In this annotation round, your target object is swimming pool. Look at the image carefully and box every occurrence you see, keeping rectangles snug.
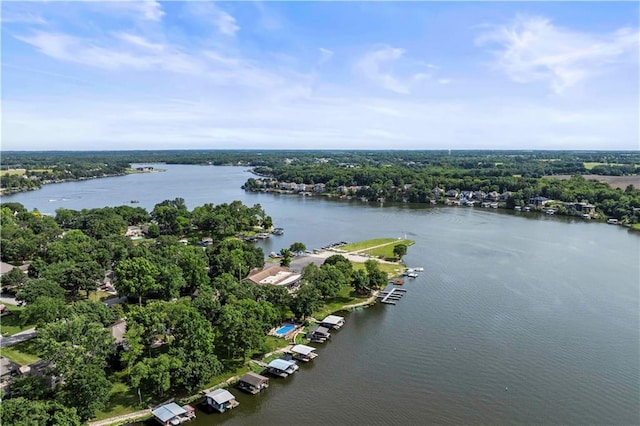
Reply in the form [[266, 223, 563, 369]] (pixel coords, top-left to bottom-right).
[[275, 324, 295, 336]]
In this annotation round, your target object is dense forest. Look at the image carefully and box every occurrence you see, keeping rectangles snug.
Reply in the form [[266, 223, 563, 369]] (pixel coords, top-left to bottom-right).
[[0, 200, 387, 424]]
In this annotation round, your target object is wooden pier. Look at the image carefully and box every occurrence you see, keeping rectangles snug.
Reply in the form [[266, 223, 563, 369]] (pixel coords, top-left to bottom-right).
[[378, 285, 407, 305]]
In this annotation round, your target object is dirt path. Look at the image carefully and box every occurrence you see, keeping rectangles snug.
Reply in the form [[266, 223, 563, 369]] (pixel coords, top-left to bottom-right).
[[88, 409, 151, 426]]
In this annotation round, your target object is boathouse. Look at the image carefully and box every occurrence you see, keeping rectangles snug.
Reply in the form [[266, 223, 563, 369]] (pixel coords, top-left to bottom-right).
[[320, 315, 345, 329], [266, 359, 299, 377], [236, 372, 269, 394], [205, 388, 239, 413], [151, 402, 195, 425], [290, 344, 318, 362], [306, 325, 331, 343]]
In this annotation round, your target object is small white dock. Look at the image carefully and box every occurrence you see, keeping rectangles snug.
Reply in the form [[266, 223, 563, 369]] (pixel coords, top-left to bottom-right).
[[378, 285, 407, 305]]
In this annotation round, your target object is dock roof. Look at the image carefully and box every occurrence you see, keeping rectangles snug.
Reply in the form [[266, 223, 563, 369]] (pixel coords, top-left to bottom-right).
[[239, 372, 269, 387], [321, 315, 344, 325], [291, 344, 316, 356], [268, 359, 295, 370], [151, 403, 186, 423], [206, 388, 236, 404]]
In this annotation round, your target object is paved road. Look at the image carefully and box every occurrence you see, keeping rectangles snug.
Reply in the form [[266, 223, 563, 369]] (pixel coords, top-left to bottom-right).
[[0, 327, 37, 348]]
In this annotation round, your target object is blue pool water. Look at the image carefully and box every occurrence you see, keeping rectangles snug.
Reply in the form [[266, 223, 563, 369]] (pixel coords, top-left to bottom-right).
[[275, 324, 295, 336]]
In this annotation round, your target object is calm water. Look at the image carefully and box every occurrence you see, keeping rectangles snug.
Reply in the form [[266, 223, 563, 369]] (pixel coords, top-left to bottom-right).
[[3, 165, 639, 424]]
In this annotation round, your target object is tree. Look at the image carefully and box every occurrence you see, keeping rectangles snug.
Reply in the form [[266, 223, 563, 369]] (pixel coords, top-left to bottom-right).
[[393, 244, 408, 260], [289, 284, 323, 319], [16, 279, 65, 305], [131, 354, 182, 397], [280, 248, 292, 267], [289, 242, 306, 255], [36, 315, 114, 375], [365, 259, 387, 289], [56, 363, 111, 421], [0, 397, 81, 426], [351, 269, 370, 295], [323, 254, 353, 281], [114, 257, 159, 306], [8, 375, 52, 400], [191, 284, 221, 323], [216, 303, 264, 359], [21, 296, 69, 327], [0, 267, 28, 289]]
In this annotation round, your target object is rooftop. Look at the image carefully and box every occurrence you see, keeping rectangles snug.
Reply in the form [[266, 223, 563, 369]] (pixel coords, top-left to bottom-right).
[[291, 344, 316, 356], [151, 403, 186, 423], [206, 388, 236, 404], [247, 266, 301, 287]]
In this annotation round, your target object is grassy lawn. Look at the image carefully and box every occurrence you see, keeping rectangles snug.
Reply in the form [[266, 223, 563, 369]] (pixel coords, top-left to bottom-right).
[[1, 340, 42, 365], [87, 290, 114, 302], [92, 371, 153, 421], [0, 305, 34, 337], [583, 162, 626, 170], [352, 261, 404, 278], [361, 239, 414, 260], [630, 223, 640, 230], [312, 285, 364, 319], [0, 169, 26, 176], [341, 238, 399, 252]]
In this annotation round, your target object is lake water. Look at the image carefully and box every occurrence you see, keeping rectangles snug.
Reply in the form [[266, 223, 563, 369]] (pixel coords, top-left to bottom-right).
[[3, 164, 639, 424]]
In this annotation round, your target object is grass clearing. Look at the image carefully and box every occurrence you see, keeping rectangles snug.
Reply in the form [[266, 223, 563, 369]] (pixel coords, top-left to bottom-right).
[[352, 261, 404, 278], [312, 285, 365, 319], [361, 239, 414, 260], [0, 169, 26, 176], [341, 238, 399, 252], [93, 371, 151, 421], [0, 305, 34, 337], [1, 340, 42, 365]]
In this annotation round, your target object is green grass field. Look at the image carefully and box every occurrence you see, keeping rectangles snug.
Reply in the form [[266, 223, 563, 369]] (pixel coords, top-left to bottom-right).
[[341, 238, 398, 252], [0, 169, 26, 176], [361, 239, 414, 260], [0, 305, 35, 337], [1, 340, 42, 365]]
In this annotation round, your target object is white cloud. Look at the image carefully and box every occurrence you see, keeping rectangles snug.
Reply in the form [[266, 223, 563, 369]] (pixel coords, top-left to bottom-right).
[[355, 46, 411, 94], [115, 33, 165, 52], [183, 2, 239, 36], [97, 0, 165, 22], [477, 15, 639, 93], [319, 47, 334, 64], [14, 31, 201, 73]]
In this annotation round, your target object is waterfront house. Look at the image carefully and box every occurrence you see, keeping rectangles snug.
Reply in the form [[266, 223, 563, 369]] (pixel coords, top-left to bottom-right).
[[307, 325, 331, 343], [445, 189, 459, 198], [321, 315, 345, 329], [266, 359, 299, 378], [246, 266, 302, 293], [151, 402, 195, 425], [528, 196, 549, 207], [290, 344, 318, 362], [486, 191, 501, 202], [125, 225, 144, 238], [200, 237, 214, 246], [205, 388, 239, 413], [236, 372, 269, 394]]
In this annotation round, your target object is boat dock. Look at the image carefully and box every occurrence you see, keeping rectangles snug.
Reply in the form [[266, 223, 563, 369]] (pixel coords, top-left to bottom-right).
[[378, 285, 407, 305]]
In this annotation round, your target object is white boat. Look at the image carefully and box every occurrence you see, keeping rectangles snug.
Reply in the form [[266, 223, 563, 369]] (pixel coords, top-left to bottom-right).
[[412, 267, 424, 272], [407, 272, 418, 278]]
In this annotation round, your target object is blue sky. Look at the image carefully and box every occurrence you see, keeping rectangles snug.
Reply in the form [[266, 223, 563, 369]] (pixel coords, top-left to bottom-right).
[[2, 1, 639, 151]]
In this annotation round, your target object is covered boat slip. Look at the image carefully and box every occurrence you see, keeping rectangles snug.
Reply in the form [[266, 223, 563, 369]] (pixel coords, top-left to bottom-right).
[[267, 358, 299, 378], [236, 371, 270, 394], [307, 325, 331, 343], [290, 344, 318, 362], [205, 388, 239, 413], [151, 402, 196, 425], [320, 315, 345, 329]]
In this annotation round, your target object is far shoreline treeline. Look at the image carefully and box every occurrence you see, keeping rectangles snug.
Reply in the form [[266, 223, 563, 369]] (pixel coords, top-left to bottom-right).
[[1, 150, 639, 225]]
